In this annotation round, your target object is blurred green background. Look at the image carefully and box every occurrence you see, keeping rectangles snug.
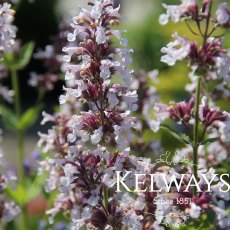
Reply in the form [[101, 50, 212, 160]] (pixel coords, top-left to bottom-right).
[[1, 0, 230, 162]]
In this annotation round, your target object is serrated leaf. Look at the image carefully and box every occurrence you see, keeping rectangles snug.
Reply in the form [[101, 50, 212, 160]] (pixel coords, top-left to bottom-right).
[[0, 105, 17, 130], [160, 124, 191, 145], [17, 105, 42, 131], [15, 41, 35, 70]]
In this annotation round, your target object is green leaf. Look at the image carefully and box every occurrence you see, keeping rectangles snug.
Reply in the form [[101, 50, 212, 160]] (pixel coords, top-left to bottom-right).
[[0, 105, 17, 130], [3, 53, 15, 69], [200, 137, 218, 145], [6, 184, 27, 205], [6, 174, 46, 206], [17, 105, 42, 131], [2, 42, 35, 71], [15, 41, 35, 70], [24, 174, 47, 203], [160, 124, 191, 145], [227, 207, 230, 218]]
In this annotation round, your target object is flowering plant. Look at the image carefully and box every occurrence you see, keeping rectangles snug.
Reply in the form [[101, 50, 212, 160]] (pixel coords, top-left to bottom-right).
[[0, 0, 229, 230]]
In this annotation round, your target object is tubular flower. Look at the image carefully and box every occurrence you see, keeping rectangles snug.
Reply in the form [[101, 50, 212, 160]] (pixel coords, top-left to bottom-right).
[[216, 3, 230, 27], [161, 33, 191, 66], [159, 0, 198, 25]]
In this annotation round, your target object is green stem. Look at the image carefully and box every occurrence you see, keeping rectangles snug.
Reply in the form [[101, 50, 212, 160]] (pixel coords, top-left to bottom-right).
[[18, 129, 25, 185], [203, 1, 213, 44], [11, 69, 26, 230], [11, 69, 21, 119], [99, 82, 105, 127], [11, 68, 25, 184], [193, 76, 201, 182], [192, 1, 212, 195], [19, 209, 26, 230], [103, 187, 109, 215]]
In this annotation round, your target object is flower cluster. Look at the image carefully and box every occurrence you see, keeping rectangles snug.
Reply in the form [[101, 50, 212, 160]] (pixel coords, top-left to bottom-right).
[[216, 3, 230, 27], [39, 110, 166, 229], [158, 0, 230, 138], [29, 44, 63, 94], [0, 132, 20, 223], [0, 64, 13, 103], [159, 0, 198, 25], [175, 140, 230, 170], [38, 1, 139, 228], [38, 112, 75, 155], [0, 173, 20, 222], [129, 70, 163, 156], [28, 72, 58, 93], [161, 34, 230, 83], [131, 70, 159, 117], [160, 0, 230, 28], [0, 3, 17, 58], [42, 145, 146, 229], [146, 0, 230, 228], [36, 0, 230, 229], [160, 1, 230, 101], [60, 0, 137, 149], [28, 18, 75, 94], [151, 96, 230, 142]]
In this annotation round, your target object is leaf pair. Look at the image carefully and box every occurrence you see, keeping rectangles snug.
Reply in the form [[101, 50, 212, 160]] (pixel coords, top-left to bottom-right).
[[0, 105, 43, 131], [3, 42, 35, 71]]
